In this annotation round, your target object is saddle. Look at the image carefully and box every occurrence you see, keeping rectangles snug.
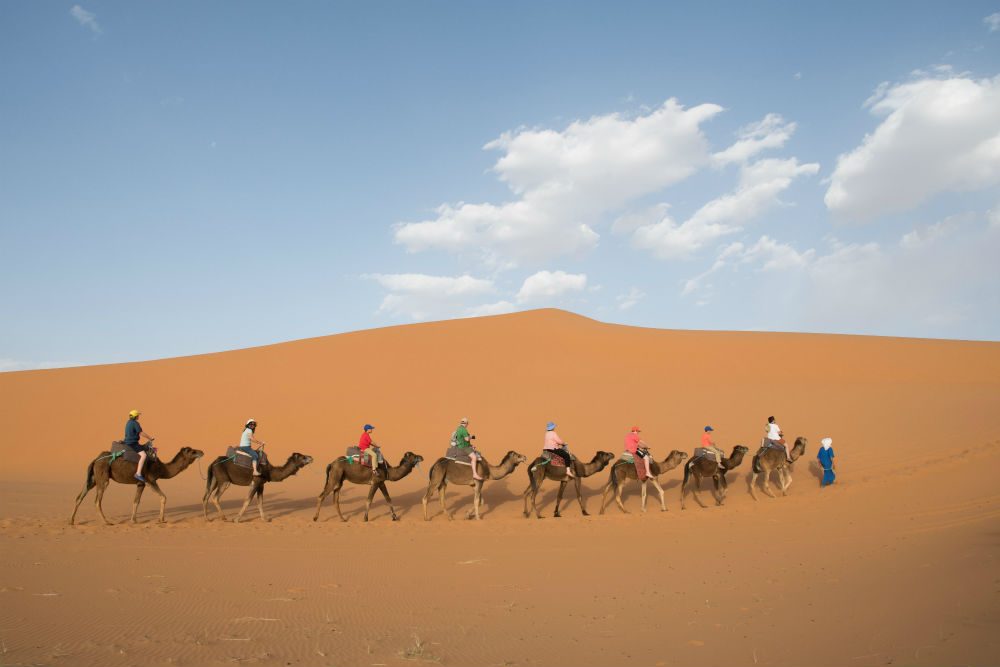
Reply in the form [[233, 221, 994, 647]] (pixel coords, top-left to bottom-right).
[[445, 446, 473, 463], [225, 446, 255, 469], [540, 450, 567, 467], [345, 446, 384, 467], [110, 441, 155, 465], [690, 447, 724, 469], [614, 455, 648, 481]]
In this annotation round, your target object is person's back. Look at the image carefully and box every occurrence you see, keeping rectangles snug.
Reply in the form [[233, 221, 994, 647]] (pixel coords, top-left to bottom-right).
[[701, 425, 723, 467]]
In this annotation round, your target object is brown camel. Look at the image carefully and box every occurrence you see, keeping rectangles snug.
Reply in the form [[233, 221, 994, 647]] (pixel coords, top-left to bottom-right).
[[202, 450, 313, 523], [749, 436, 807, 500], [313, 451, 424, 522], [421, 450, 527, 521], [599, 450, 689, 514], [679, 445, 749, 509], [522, 451, 614, 518], [70, 444, 205, 525]]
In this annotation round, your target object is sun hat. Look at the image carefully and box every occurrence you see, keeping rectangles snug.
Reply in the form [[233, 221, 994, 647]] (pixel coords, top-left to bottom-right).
[[546, 421, 557, 431]]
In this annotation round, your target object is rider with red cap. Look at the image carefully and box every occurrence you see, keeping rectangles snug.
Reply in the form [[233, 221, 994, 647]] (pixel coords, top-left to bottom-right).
[[625, 426, 653, 479]]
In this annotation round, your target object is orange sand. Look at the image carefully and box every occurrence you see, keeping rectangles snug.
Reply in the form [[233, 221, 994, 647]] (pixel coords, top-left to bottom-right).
[[1, 309, 998, 666]]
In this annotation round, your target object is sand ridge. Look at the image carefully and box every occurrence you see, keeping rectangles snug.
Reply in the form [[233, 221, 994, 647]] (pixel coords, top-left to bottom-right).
[[1, 309, 998, 666]]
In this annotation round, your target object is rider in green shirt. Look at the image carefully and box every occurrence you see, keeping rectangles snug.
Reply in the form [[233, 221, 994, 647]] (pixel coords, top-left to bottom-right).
[[453, 417, 482, 480]]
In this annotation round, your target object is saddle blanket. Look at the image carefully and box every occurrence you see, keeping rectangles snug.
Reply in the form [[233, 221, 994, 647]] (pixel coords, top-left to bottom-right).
[[540, 451, 567, 467], [110, 441, 155, 465], [225, 446, 255, 468], [444, 446, 474, 463]]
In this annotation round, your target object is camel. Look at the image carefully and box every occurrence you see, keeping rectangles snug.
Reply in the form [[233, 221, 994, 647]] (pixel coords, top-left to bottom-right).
[[599, 450, 688, 514], [202, 449, 313, 523], [749, 436, 807, 500], [313, 451, 424, 522], [421, 450, 527, 521], [70, 444, 205, 525], [522, 451, 614, 519], [679, 445, 749, 509]]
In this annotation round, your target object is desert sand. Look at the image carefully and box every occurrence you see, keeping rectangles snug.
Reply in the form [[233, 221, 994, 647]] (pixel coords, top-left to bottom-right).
[[1, 308, 998, 666]]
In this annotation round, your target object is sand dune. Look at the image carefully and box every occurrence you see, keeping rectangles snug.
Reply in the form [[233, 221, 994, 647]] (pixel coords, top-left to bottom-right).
[[1, 309, 998, 666]]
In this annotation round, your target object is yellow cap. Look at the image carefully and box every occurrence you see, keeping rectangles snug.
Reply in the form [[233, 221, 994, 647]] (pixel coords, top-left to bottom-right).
[[129, 409, 140, 419]]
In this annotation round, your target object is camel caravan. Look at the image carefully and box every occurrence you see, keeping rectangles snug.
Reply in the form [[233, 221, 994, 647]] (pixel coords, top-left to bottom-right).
[[70, 412, 828, 524]]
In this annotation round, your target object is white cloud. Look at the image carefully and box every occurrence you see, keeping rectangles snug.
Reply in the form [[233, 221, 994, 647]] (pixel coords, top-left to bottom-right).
[[516, 270, 587, 303], [825, 74, 1000, 220], [365, 273, 496, 320], [683, 213, 1000, 336], [630, 157, 820, 259], [984, 12, 1000, 32], [394, 99, 723, 267], [616, 287, 645, 310], [70, 5, 101, 34], [712, 114, 798, 166]]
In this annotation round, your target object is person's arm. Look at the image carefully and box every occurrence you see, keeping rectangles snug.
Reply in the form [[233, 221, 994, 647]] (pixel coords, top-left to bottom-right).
[[139, 430, 154, 441]]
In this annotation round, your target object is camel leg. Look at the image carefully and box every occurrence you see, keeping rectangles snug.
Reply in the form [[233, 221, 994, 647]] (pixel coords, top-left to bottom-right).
[[690, 475, 708, 508], [600, 481, 613, 515], [256, 486, 268, 522], [422, 484, 433, 521], [556, 479, 571, 518], [712, 474, 723, 506], [439, 482, 452, 521], [314, 476, 333, 522], [780, 468, 792, 495], [144, 481, 167, 522], [522, 483, 533, 518], [472, 481, 483, 520], [129, 483, 146, 523], [651, 478, 667, 511], [333, 482, 347, 523], [749, 470, 760, 501], [211, 482, 229, 521], [363, 482, 378, 522], [234, 485, 256, 523], [573, 476, 588, 516], [378, 483, 399, 521], [70, 472, 95, 525], [640, 480, 648, 513], [614, 481, 629, 514], [94, 480, 113, 526], [532, 476, 545, 519], [761, 470, 777, 499]]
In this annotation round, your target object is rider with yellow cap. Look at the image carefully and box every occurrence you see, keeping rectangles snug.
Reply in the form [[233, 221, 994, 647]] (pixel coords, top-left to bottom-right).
[[124, 410, 155, 483]]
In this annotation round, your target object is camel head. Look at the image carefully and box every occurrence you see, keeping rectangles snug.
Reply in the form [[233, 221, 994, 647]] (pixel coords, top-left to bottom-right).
[[791, 437, 808, 455], [401, 451, 424, 466], [178, 446, 204, 461], [290, 453, 314, 467], [594, 451, 615, 465], [501, 450, 528, 465]]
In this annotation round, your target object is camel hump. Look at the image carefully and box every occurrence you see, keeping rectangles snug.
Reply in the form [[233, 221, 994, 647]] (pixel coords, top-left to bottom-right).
[[110, 441, 152, 464], [225, 447, 255, 469]]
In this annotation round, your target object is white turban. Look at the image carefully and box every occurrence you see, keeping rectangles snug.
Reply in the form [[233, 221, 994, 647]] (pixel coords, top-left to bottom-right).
[[821, 437, 833, 449]]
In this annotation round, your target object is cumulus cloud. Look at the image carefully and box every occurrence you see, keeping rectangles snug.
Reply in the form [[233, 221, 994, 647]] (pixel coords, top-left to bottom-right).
[[984, 13, 1000, 32], [365, 273, 496, 320], [394, 99, 723, 266], [683, 213, 1000, 337], [630, 157, 820, 258], [712, 114, 798, 166], [70, 5, 101, 34], [516, 270, 587, 303], [825, 74, 1000, 220]]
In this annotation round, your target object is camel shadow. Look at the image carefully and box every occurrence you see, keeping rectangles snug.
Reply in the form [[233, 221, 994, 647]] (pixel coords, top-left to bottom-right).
[[807, 460, 825, 485]]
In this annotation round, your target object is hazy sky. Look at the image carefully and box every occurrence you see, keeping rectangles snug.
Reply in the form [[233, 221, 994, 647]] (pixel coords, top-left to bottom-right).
[[2, 1, 999, 370]]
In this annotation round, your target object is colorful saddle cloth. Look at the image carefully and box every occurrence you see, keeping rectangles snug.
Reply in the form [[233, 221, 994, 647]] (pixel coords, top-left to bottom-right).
[[110, 440, 155, 465], [345, 446, 384, 467]]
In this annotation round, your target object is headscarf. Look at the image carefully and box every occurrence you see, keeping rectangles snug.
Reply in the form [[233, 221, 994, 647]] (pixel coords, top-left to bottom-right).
[[821, 437, 833, 450]]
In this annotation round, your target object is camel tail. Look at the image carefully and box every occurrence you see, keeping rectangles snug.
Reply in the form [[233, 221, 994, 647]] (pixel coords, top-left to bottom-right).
[[610, 462, 619, 488], [83, 460, 96, 491], [528, 463, 539, 493], [203, 460, 217, 500], [751, 452, 762, 474]]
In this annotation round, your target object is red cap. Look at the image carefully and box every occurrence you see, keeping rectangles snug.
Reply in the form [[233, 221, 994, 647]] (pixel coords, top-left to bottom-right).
[[630, 425, 641, 432]]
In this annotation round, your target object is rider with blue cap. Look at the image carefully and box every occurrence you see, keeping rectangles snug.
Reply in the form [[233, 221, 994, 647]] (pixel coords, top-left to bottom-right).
[[701, 425, 724, 468], [543, 421, 574, 478]]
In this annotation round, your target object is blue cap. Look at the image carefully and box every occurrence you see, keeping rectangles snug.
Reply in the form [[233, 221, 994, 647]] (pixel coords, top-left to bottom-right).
[[546, 421, 557, 431], [704, 425, 714, 432], [364, 424, 374, 431]]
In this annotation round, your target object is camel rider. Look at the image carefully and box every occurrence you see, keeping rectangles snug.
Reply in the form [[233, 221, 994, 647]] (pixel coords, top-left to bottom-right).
[[701, 425, 724, 468], [124, 409, 155, 483], [239, 419, 266, 477], [359, 424, 382, 482], [625, 426, 653, 479], [452, 417, 482, 481], [765, 416, 790, 462], [543, 421, 574, 479]]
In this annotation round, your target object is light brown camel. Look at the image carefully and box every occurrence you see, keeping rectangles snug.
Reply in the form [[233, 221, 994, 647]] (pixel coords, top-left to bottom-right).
[[679, 445, 749, 509], [202, 450, 313, 523], [421, 450, 527, 521], [599, 450, 688, 514], [749, 436, 807, 500], [522, 451, 614, 518], [313, 451, 424, 522], [70, 444, 205, 525]]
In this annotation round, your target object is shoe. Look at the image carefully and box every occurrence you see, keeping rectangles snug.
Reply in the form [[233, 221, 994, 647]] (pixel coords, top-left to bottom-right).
[[134, 474, 146, 483]]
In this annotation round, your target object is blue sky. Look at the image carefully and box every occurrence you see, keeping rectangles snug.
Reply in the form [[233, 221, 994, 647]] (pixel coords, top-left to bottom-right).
[[2, 2, 999, 370]]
